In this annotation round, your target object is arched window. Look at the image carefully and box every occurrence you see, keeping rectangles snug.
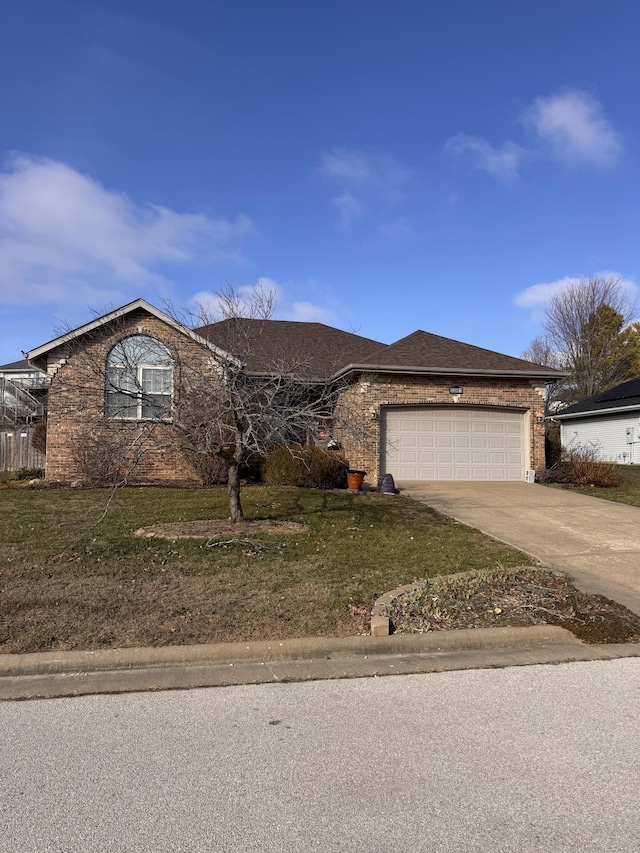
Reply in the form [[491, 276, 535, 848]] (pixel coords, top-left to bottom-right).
[[105, 336, 172, 419]]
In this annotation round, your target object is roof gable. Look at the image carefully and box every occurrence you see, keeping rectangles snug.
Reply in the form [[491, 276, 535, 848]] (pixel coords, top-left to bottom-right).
[[338, 329, 565, 379], [24, 299, 238, 371]]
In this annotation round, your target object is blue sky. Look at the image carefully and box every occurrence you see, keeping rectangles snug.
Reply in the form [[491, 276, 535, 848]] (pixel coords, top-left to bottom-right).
[[1, 0, 638, 364]]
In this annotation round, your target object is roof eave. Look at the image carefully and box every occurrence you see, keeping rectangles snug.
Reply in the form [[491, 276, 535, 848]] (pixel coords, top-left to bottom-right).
[[550, 402, 640, 420], [332, 363, 567, 381], [23, 298, 241, 369]]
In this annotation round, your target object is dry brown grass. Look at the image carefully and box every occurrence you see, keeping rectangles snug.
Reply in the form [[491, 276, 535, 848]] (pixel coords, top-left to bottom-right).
[[388, 568, 640, 644]]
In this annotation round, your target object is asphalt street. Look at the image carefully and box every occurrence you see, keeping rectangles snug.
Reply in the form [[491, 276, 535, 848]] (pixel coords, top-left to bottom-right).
[[2, 658, 639, 852]]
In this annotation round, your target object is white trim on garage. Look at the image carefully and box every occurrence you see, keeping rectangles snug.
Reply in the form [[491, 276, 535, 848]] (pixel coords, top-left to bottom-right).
[[381, 405, 527, 481]]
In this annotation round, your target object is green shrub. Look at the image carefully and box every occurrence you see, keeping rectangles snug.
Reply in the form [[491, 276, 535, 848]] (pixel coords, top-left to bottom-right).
[[262, 444, 348, 489], [15, 467, 44, 481]]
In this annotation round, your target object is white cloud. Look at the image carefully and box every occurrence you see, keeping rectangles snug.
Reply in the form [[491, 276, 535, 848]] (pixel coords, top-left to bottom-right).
[[515, 271, 638, 320], [320, 149, 373, 185], [524, 90, 621, 167], [446, 89, 621, 185], [445, 135, 525, 185], [515, 276, 579, 309], [332, 191, 363, 227], [378, 220, 413, 239], [0, 153, 253, 306], [191, 277, 337, 326], [283, 301, 337, 324], [191, 278, 281, 321], [320, 148, 412, 195], [319, 148, 413, 226]]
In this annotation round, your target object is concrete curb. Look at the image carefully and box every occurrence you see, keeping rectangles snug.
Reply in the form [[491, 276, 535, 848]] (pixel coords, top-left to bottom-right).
[[1, 636, 638, 702], [0, 624, 578, 677]]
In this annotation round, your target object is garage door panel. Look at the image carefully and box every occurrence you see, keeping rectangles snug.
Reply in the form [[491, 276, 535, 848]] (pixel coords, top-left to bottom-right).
[[398, 435, 418, 447], [418, 435, 435, 448], [383, 407, 525, 481]]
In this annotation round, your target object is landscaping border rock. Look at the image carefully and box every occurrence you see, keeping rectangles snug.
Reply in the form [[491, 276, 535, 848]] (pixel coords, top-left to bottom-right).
[[371, 566, 553, 637]]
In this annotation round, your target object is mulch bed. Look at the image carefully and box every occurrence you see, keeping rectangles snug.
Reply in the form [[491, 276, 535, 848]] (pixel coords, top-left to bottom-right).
[[134, 519, 308, 539], [388, 568, 640, 644]]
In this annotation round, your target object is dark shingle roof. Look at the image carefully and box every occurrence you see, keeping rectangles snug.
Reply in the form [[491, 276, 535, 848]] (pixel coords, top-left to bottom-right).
[[555, 377, 640, 418], [195, 319, 386, 379], [353, 330, 557, 374], [196, 320, 563, 379], [0, 359, 34, 372]]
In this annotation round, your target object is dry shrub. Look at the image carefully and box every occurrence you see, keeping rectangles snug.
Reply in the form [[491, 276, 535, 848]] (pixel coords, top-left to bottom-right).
[[189, 452, 229, 486], [544, 445, 621, 487], [262, 443, 348, 489], [544, 419, 561, 467], [30, 421, 47, 455], [73, 423, 159, 486], [569, 447, 620, 487]]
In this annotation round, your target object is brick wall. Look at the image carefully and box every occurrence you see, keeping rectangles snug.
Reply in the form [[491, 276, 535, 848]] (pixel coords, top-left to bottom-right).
[[44, 310, 212, 485], [44, 311, 548, 487], [335, 373, 547, 483]]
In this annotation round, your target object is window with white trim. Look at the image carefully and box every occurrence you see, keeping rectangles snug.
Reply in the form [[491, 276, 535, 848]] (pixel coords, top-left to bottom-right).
[[105, 336, 172, 419]]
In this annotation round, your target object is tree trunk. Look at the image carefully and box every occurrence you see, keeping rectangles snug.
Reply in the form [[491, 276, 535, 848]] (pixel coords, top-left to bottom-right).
[[227, 436, 244, 523]]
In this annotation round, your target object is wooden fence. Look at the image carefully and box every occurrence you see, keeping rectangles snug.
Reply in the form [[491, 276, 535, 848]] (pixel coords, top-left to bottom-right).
[[0, 428, 46, 472]]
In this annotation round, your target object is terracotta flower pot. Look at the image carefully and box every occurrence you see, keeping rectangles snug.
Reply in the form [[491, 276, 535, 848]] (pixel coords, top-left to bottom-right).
[[347, 470, 366, 490]]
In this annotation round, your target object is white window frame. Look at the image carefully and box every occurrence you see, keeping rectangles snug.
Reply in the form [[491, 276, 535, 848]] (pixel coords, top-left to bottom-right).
[[105, 336, 173, 421]]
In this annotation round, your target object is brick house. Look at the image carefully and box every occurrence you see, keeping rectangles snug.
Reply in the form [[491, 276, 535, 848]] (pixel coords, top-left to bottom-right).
[[25, 298, 563, 485]]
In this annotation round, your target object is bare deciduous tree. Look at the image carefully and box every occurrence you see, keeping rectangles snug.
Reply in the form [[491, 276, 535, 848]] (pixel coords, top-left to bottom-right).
[[171, 285, 364, 522], [523, 275, 640, 403], [50, 286, 372, 523]]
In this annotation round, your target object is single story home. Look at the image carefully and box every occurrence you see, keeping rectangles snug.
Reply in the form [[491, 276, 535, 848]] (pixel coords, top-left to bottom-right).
[[551, 377, 640, 464], [25, 298, 563, 485]]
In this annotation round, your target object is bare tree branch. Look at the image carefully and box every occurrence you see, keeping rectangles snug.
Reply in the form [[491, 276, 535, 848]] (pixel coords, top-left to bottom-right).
[[522, 275, 640, 404]]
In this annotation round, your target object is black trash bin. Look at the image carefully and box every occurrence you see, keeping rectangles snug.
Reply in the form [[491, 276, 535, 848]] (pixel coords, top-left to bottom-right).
[[376, 473, 398, 494]]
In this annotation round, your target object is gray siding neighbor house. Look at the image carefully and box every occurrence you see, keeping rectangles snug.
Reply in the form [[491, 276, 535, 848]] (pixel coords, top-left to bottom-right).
[[552, 377, 640, 464]]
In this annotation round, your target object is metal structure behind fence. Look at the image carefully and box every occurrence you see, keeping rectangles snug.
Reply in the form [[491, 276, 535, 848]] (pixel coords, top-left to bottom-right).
[[0, 428, 46, 472], [0, 377, 43, 424]]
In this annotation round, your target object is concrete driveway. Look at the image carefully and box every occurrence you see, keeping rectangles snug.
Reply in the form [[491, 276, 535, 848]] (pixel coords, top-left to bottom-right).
[[398, 481, 640, 617]]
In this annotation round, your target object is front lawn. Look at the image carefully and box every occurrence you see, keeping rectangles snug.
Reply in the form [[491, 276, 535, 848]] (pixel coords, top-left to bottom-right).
[[561, 464, 640, 507], [0, 484, 526, 652]]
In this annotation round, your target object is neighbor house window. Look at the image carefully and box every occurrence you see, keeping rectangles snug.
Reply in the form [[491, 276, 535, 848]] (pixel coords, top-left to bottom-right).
[[105, 336, 172, 419]]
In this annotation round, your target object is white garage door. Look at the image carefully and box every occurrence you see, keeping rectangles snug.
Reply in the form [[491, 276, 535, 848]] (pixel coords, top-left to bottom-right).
[[382, 407, 526, 481]]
